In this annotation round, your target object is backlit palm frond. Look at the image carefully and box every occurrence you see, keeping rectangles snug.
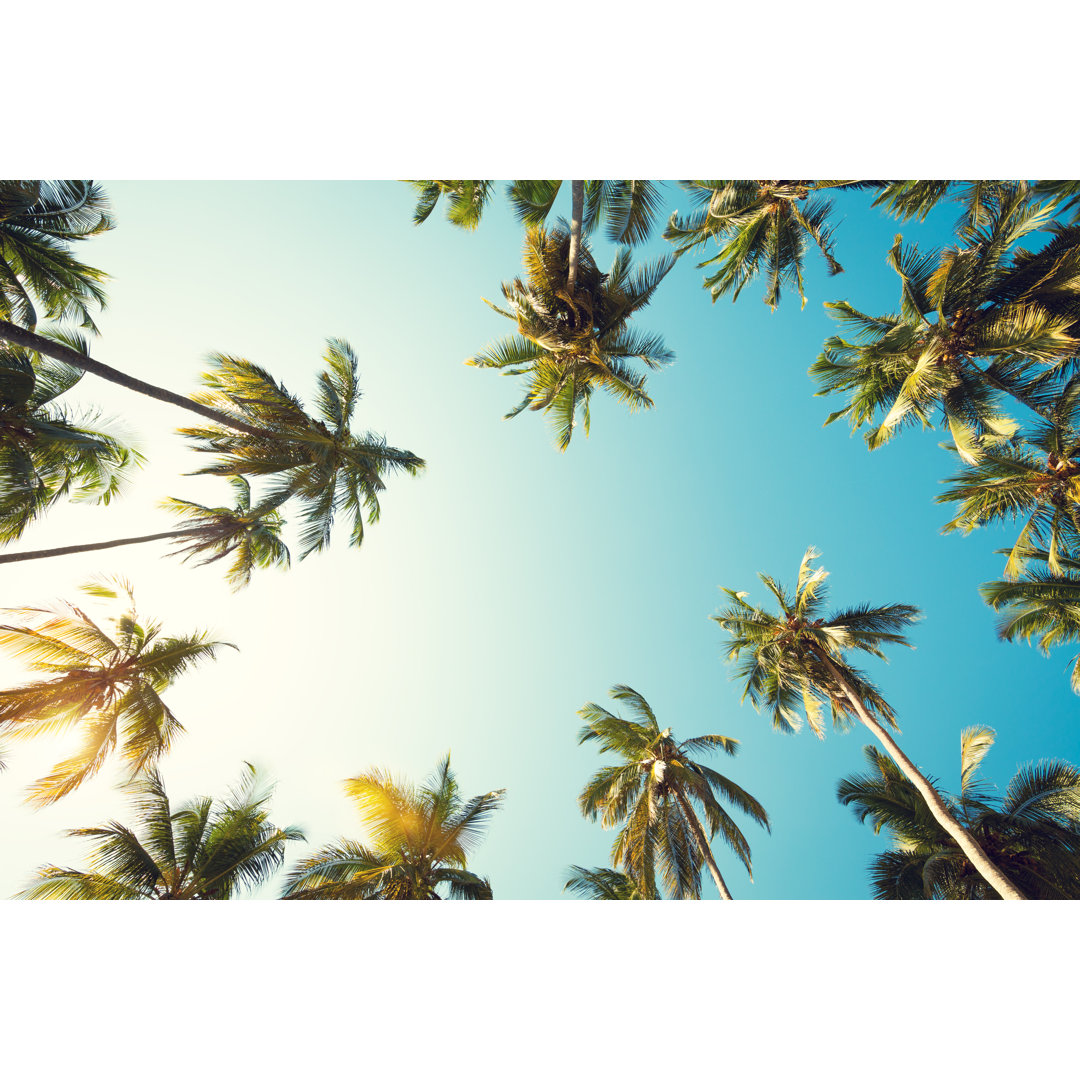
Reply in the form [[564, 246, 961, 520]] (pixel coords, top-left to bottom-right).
[[0, 584, 229, 804], [302, 755, 502, 899], [17, 764, 299, 899], [0, 181, 112, 332]]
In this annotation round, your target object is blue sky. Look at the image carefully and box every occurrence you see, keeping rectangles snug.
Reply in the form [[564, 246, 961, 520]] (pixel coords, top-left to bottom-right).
[[2, 180, 1077, 903]]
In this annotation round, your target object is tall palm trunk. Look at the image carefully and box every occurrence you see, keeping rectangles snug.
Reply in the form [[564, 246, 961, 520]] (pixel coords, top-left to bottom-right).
[[566, 180, 585, 296], [671, 786, 734, 900], [811, 646, 1027, 901], [0, 527, 201, 564], [0, 321, 272, 439]]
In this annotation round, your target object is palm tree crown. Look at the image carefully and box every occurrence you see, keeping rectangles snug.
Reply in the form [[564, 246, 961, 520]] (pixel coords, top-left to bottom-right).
[[179, 338, 425, 558], [938, 375, 1080, 577], [838, 728, 1080, 899], [0, 578, 231, 805], [469, 227, 674, 450], [577, 685, 769, 899], [281, 753, 504, 899], [0, 339, 140, 542], [0, 180, 112, 332], [17, 764, 303, 899], [162, 476, 291, 589], [811, 183, 1080, 460], [712, 548, 919, 737], [714, 547, 1028, 901], [665, 181, 879, 309]]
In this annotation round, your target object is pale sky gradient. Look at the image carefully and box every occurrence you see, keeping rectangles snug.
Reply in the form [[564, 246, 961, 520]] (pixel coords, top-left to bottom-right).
[[2, 181, 1078, 902]]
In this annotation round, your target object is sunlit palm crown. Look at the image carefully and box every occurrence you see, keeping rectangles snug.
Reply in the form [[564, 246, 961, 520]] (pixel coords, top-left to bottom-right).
[[469, 227, 674, 450], [981, 547, 1080, 694], [939, 375, 1080, 578], [281, 754, 504, 899], [838, 728, 1080, 899], [178, 338, 425, 558], [577, 685, 769, 899], [0, 180, 112, 332], [664, 181, 881, 309], [0, 339, 140, 543], [812, 182, 1080, 460], [17, 764, 303, 899], [162, 475, 291, 590], [0, 578, 231, 805], [712, 548, 920, 737]]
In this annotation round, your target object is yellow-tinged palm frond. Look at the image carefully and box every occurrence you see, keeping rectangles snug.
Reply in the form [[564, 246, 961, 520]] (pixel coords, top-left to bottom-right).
[[282, 753, 503, 899], [0, 579, 231, 804]]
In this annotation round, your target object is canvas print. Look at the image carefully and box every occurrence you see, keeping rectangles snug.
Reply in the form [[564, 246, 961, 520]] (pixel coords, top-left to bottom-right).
[[2, 179, 1078, 900]]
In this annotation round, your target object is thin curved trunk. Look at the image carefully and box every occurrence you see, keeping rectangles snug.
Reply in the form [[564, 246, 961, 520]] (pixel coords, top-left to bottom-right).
[[566, 180, 585, 295], [0, 321, 273, 439], [0, 527, 200, 564], [672, 786, 734, 900], [812, 646, 1027, 901]]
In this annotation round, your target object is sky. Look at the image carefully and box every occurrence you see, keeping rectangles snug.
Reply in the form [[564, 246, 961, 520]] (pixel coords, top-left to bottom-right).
[[3, 180, 1078, 904]]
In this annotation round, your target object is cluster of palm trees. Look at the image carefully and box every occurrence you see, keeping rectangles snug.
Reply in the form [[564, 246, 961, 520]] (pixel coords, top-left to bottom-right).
[[3, 177, 1080, 898]]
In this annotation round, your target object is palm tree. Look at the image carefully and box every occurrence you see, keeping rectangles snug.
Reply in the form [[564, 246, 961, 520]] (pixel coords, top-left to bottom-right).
[[811, 183, 1080, 461], [281, 753, 504, 899], [838, 728, 1080, 899], [938, 376, 1080, 577], [16, 764, 304, 899], [0, 341, 140, 542], [469, 227, 674, 449], [665, 181, 881, 309], [408, 181, 497, 229], [0, 578, 231, 806], [563, 865, 645, 900], [980, 547, 1080, 693], [0, 476, 291, 589], [712, 547, 1027, 900], [577, 685, 769, 900], [0, 180, 112, 332], [178, 338, 425, 557]]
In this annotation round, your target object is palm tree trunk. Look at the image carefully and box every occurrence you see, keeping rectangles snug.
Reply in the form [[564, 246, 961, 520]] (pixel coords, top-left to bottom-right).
[[812, 646, 1027, 901], [566, 180, 585, 296], [671, 787, 734, 900], [0, 528, 201, 564], [0, 321, 273, 439]]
